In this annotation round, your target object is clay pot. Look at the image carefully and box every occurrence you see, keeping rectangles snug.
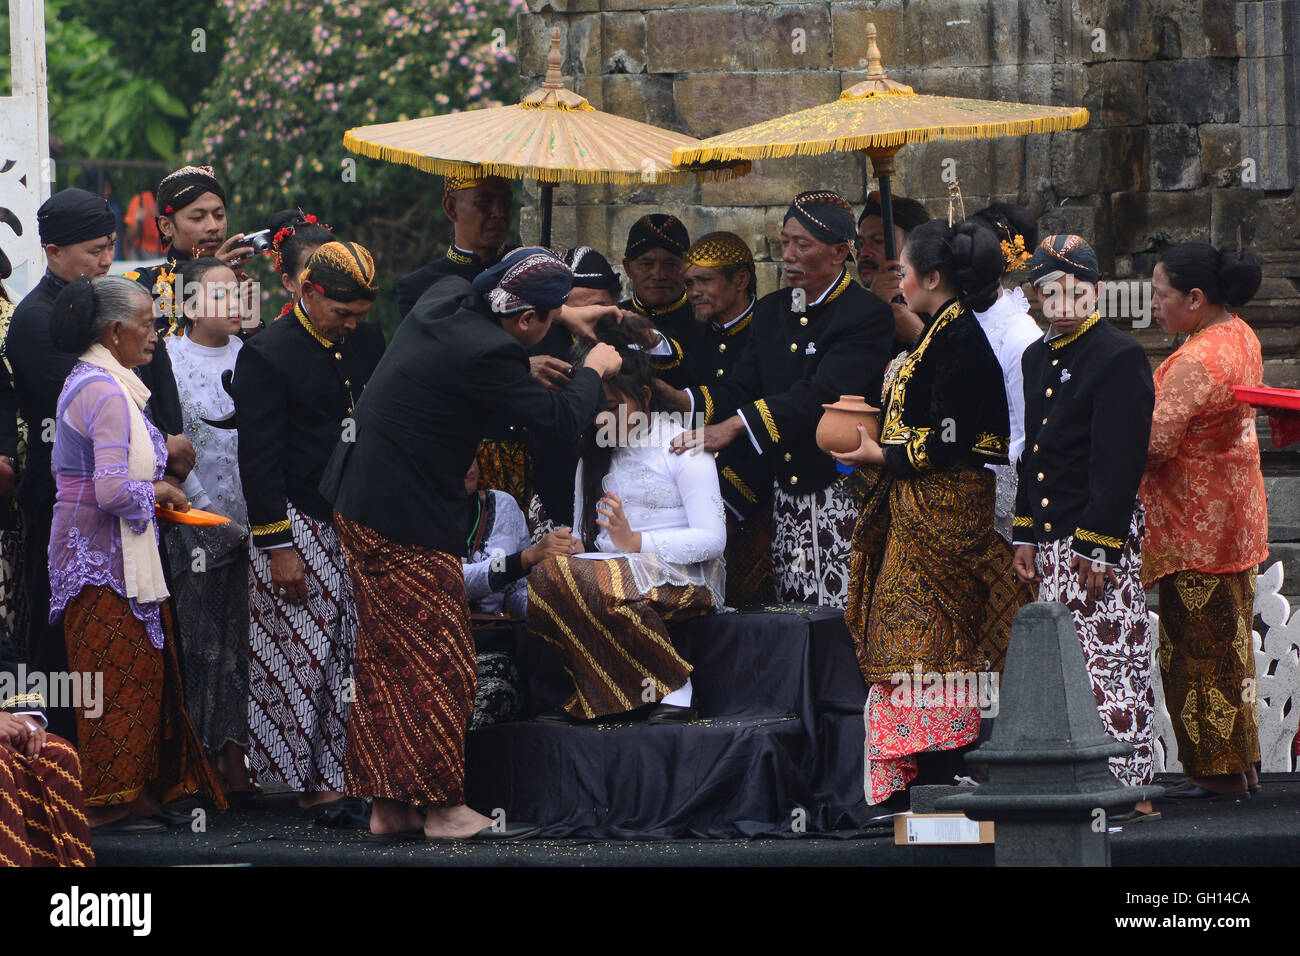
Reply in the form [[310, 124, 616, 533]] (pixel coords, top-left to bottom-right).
[[816, 394, 881, 454]]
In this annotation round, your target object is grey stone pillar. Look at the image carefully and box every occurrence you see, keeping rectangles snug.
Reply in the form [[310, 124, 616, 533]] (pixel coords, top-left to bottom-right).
[[936, 602, 1163, 866]]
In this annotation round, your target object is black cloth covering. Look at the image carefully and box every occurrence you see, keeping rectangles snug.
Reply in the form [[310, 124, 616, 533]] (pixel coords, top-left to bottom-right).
[[465, 605, 870, 838]]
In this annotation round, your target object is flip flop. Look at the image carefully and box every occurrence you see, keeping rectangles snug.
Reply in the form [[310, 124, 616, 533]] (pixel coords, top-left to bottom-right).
[[93, 816, 168, 835], [1156, 783, 1247, 801], [1108, 808, 1162, 824]]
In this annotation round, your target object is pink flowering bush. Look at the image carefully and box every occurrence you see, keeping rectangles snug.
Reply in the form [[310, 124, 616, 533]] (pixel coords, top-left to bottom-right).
[[184, 0, 527, 332]]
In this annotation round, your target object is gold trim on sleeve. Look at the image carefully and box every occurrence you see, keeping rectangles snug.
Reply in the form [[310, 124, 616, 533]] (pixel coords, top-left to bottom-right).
[[973, 431, 1010, 458], [1, 693, 46, 710], [722, 467, 758, 503], [252, 519, 292, 536], [754, 399, 780, 444], [1075, 527, 1123, 550], [698, 386, 715, 425]]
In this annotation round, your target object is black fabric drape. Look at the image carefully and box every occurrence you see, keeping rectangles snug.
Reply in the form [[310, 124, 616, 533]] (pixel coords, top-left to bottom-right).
[[465, 606, 869, 838]]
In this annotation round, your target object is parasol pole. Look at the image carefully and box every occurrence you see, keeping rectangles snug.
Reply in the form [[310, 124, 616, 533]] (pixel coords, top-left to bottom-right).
[[860, 27, 904, 263], [866, 148, 901, 262], [534, 30, 566, 249], [539, 184, 553, 248]]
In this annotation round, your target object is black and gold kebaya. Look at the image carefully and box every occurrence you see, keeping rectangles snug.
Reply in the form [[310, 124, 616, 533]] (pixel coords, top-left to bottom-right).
[[878, 297, 1010, 477]]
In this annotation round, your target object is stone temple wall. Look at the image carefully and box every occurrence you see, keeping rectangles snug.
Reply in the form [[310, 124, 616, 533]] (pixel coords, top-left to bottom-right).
[[516, 0, 1300, 589]]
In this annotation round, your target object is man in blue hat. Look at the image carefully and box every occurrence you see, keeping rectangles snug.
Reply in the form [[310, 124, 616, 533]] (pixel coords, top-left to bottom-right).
[[322, 247, 622, 842]]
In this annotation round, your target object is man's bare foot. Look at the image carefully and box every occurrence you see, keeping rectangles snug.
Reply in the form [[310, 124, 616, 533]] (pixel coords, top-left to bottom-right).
[[1246, 766, 1260, 788], [370, 798, 424, 835], [87, 805, 131, 828], [298, 789, 343, 809], [1133, 799, 1155, 815], [424, 804, 493, 839]]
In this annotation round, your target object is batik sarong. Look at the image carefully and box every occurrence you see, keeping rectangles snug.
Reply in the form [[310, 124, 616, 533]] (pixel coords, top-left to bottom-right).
[[527, 555, 713, 719], [724, 507, 774, 608], [166, 540, 250, 755], [470, 651, 521, 730], [1036, 506, 1155, 787], [771, 474, 857, 608], [1157, 567, 1260, 776], [63, 586, 225, 808], [247, 504, 356, 793], [335, 513, 476, 807], [847, 464, 1028, 804], [477, 438, 532, 516], [0, 735, 95, 867], [863, 682, 983, 804]]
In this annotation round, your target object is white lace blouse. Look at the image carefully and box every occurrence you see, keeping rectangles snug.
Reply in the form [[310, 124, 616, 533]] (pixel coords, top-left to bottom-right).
[[573, 414, 727, 607], [169, 333, 249, 559]]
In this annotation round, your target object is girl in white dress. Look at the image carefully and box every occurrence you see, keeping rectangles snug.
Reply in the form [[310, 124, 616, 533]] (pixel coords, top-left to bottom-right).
[[166, 257, 258, 804], [526, 346, 726, 724]]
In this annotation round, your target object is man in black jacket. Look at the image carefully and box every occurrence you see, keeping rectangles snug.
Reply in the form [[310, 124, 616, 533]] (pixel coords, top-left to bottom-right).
[[231, 240, 386, 821], [1011, 234, 1157, 797], [396, 174, 513, 321], [325, 247, 620, 841], [671, 191, 896, 607], [654, 232, 772, 606]]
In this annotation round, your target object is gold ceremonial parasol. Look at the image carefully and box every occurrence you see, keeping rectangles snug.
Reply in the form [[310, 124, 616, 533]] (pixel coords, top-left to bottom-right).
[[343, 29, 748, 247], [672, 23, 1090, 260]]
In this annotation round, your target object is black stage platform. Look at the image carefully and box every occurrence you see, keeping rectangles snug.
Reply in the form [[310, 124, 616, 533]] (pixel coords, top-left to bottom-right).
[[92, 775, 1300, 866], [88, 604, 1300, 865], [467, 604, 870, 838]]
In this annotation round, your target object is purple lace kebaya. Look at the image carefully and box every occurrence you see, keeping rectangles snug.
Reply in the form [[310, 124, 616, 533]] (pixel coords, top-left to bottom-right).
[[48, 362, 168, 648]]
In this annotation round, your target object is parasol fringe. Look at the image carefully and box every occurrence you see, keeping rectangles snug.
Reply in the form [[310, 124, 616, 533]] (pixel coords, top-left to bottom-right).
[[672, 111, 1089, 166], [343, 129, 749, 185], [838, 88, 918, 101], [519, 99, 597, 112]]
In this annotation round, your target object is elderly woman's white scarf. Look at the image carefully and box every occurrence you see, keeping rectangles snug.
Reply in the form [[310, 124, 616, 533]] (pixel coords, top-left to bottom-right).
[[79, 343, 169, 605]]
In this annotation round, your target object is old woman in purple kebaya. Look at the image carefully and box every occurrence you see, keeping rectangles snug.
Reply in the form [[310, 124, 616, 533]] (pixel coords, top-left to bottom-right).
[[47, 275, 223, 830]]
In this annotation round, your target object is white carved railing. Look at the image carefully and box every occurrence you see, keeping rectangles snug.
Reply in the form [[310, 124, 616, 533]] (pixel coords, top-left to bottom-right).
[[1150, 561, 1300, 773]]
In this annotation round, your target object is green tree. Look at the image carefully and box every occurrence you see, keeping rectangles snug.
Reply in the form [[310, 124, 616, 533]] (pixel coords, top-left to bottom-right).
[[1, 0, 193, 162], [183, 0, 526, 335]]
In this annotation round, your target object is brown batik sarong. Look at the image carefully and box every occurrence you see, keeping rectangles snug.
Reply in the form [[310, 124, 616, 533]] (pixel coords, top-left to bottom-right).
[[724, 508, 774, 608], [335, 513, 477, 807], [0, 736, 95, 866], [64, 586, 225, 808], [526, 555, 713, 719], [1157, 568, 1261, 776], [476, 438, 532, 515], [847, 464, 1029, 682]]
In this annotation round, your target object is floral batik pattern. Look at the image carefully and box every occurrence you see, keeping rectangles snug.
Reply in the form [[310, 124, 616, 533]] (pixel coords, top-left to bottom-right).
[[864, 681, 982, 805], [1036, 505, 1155, 787], [771, 475, 857, 608]]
